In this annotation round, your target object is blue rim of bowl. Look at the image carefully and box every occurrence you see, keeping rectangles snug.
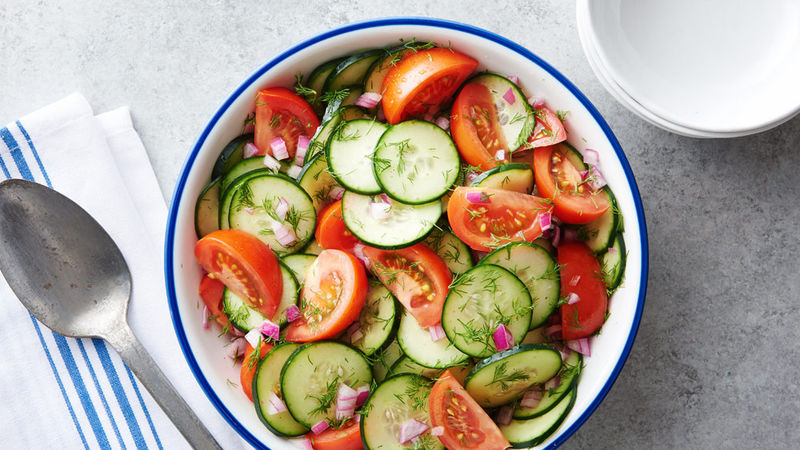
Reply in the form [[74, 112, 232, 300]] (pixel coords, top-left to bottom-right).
[[165, 16, 649, 449]]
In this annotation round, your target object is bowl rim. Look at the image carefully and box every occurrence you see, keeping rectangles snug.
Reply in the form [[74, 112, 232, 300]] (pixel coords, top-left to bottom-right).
[[165, 16, 649, 449]]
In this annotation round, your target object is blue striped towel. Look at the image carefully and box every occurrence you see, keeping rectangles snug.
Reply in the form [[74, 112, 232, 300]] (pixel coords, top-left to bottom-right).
[[0, 94, 246, 449]]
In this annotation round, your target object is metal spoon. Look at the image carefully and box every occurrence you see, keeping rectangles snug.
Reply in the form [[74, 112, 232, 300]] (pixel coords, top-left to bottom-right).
[[0, 179, 221, 449]]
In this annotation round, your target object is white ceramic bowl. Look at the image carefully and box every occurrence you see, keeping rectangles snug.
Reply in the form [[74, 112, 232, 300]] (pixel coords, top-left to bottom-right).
[[165, 18, 648, 449]]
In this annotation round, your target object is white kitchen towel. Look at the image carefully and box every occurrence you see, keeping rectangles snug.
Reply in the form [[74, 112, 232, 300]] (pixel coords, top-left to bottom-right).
[[0, 93, 246, 449]]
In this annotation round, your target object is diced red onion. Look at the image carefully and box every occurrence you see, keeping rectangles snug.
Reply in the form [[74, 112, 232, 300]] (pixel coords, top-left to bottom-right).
[[567, 337, 592, 356], [275, 197, 289, 221], [311, 420, 329, 435], [202, 305, 210, 330], [435, 116, 450, 130], [398, 419, 430, 444], [520, 389, 544, 409], [287, 164, 302, 180], [495, 149, 506, 161], [329, 186, 345, 200], [608, 246, 618, 254], [589, 165, 607, 190], [379, 193, 392, 204], [559, 346, 572, 360], [551, 225, 562, 247], [545, 375, 561, 390], [355, 385, 370, 407], [243, 121, 255, 135], [428, 324, 446, 342], [377, 107, 386, 122], [272, 221, 298, 247], [267, 391, 288, 415], [243, 206, 256, 215], [502, 88, 516, 105], [355, 413, 361, 423], [258, 319, 280, 341], [507, 74, 520, 85], [423, 111, 435, 123], [544, 324, 562, 337], [270, 137, 289, 160], [350, 328, 364, 344], [465, 191, 491, 204], [353, 243, 370, 267], [472, 249, 488, 261], [354, 92, 382, 109], [262, 153, 281, 171], [495, 405, 513, 426], [569, 276, 581, 287], [295, 437, 313, 450], [539, 212, 552, 232], [225, 337, 247, 359], [244, 142, 260, 158], [581, 148, 600, 166], [567, 293, 580, 305], [285, 304, 302, 322], [465, 170, 480, 185], [336, 383, 358, 419], [369, 202, 391, 220], [493, 324, 514, 351], [295, 135, 310, 166], [563, 228, 578, 242], [431, 426, 444, 437], [580, 170, 590, 180], [244, 328, 262, 348], [530, 97, 545, 109]]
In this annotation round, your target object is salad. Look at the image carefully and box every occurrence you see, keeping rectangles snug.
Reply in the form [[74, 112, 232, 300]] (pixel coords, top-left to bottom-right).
[[192, 39, 626, 450]]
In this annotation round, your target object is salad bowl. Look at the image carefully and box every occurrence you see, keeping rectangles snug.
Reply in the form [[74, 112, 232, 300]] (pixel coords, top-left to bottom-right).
[[165, 17, 648, 449]]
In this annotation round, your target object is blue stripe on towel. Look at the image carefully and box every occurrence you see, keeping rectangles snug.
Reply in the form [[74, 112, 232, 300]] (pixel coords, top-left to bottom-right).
[[16, 120, 52, 187], [124, 365, 164, 450], [77, 340, 128, 450]]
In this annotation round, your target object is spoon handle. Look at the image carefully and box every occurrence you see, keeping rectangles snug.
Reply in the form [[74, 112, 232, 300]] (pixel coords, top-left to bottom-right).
[[106, 323, 222, 449]]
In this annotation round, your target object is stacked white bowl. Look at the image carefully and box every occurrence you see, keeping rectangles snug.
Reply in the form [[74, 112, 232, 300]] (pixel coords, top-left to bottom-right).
[[576, 0, 800, 138]]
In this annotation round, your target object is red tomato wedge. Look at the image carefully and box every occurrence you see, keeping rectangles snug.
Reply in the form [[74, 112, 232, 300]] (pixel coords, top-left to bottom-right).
[[254, 87, 320, 158], [532, 145, 609, 224], [447, 186, 553, 252], [195, 229, 283, 319], [309, 419, 362, 450], [430, 370, 510, 450], [315, 200, 359, 253], [450, 82, 510, 171], [382, 48, 478, 124], [286, 249, 367, 342], [526, 105, 567, 148], [198, 274, 228, 327], [558, 241, 608, 340], [240, 340, 273, 402], [362, 243, 451, 328]]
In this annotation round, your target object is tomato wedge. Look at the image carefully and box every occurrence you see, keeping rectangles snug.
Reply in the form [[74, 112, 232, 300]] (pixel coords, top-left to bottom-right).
[[362, 243, 451, 328], [430, 370, 510, 450], [254, 87, 320, 158], [450, 82, 509, 171], [240, 340, 274, 402], [532, 145, 609, 224], [558, 241, 608, 340], [447, 186, 552, 252], [315, 200, 359, 253], [198, 274, 228, 327], [382, 48, 478, 124], [309, 419, 362, 450], [526, 105, 566, 148], [195, 229, 283, 319], [286, 249, 367, 342]]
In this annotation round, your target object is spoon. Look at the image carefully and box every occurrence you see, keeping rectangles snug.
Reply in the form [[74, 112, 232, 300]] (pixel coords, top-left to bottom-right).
[[0, 179, 221, 449]]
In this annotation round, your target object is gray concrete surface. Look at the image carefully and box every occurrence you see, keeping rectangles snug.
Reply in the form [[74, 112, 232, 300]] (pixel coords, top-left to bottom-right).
[[3, 1, 799, 448]]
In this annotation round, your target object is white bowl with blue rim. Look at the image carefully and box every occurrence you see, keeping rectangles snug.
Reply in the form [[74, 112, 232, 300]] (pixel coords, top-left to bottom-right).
[[165, 17, 649, 449]]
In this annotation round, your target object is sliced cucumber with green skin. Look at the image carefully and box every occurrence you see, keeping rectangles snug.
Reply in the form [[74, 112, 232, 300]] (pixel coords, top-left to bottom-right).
[[280, 342, 373, 428], [576, 187, 619, 253], [195, 177, 220, 238], [500, 387, 576, 448], [222, 261, 298, 329], [388, 356, 443, 379], [253, 343, 308, 437], [341, 191, 442, 249], [559, 141, 588, 170], [470, 163, 534, 194], [397, 309, 469, 369], [228, 173, 316, 255], [464, 343, 562, 408], [480, 242, 560, 330], [372, 339, 404, 382], [304, 57, 343, 115], [521, 327, 547, 344], [361, 374, 443, 450], [323, 49, 383, 94], [374, 120, 460, 204], [341, 85, 363, 107], [442, 264, 532, 358], [303, 239, 324, 255], [602, 232, 626, 292], [221, 157, 272, 195], [533, 237, 555, 256], [424, 228, 473, 275], [348, 281, 398, 356], [469, 73, 535, 151], [281, 253, 317, 286], [211, 133, 254, 179], [326, 119, 388, 194], [297, 152, 341, 214], [307, 114, 340, 160], [218, 169, 269, 229], [340, 105, 373, 121], [514, 350, 582, 419]]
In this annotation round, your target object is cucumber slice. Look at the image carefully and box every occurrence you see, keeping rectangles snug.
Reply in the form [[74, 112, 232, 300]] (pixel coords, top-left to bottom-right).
[[253, 343, 308, 437], [281, 253, 317, 286], [326, 119, 388, 194], [442, 264, 532, 357], [341, 191, 441, 249], [514, 351, 582, 419], [372, 339, 404, 382], [211, 133, 254, 179], [374, 120, 460, 204], [602, 232, 626, 292], [469, 73, 535, 151], [397, 309, 469, 369], [339, 105, 373, 121], [480, 242, 560, 330], [464, 343, 562, 408], [521, 327, 547, 345], [340, 85, 363, 107], [280, 342, 372, 428], [576, 187, 619, 253], [500, 387, 576, 448], [361, 374, 443, 450], [303, 239, 324, 255], [347, 281, 398, 356], [388, 356, 444, 379], [219, 169, 269, 229], [228, 173, 316, 255], [307, 114, 340, 161], [424, 228, 473, 275], [222, 261, 298, 330], [323, 50, 383, 94], [305, 57, 343, 115], [221, 156, 272, 195], [470, 163, 534, 194], [194, 177, 220, 238], [297, 152, 341, 214]]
